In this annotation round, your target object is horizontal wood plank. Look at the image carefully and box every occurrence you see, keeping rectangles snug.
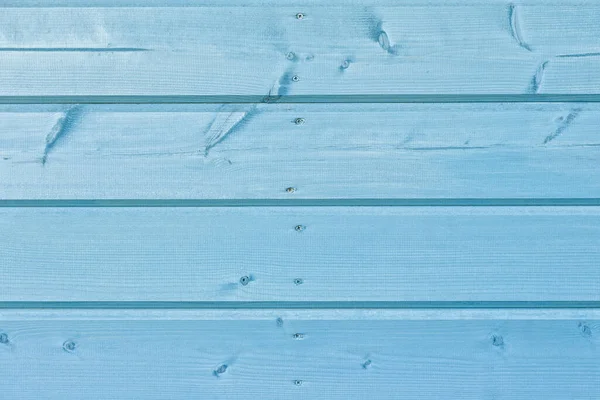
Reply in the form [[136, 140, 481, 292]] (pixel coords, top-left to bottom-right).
[[0, 311, 599, 399], [0, 4, 600, 96], [1, 206, 599, 302], [1, 103, 600, 199], [3, 2, 598, 398]]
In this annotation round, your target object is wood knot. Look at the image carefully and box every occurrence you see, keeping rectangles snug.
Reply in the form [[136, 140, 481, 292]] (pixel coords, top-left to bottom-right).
[[214, 364, 228, 376], [579, 322, 593, 337], [63, 340, 77, 352], [491, 335, 504, 347], [378, 31, 390, 50]]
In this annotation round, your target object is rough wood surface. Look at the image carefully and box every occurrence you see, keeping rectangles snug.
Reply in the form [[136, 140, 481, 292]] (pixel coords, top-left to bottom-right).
[[0, 311, 598, 399], [2, 2, 599, 397], [1, 103, 599, 199], [1, 206, 599, 302], [0, 4, 600, 96]]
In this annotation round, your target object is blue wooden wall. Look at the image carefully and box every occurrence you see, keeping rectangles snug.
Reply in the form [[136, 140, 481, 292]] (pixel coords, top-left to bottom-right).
[[1, 0, 599, 398]]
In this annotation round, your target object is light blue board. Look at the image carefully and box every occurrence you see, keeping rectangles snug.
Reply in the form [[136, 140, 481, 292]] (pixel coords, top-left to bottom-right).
[[0, 310, 599, 399], [1, 206, 599, 302], [1, 0, 600, 398], [0, 3, 599, 96], [1, 103, 599, 199]]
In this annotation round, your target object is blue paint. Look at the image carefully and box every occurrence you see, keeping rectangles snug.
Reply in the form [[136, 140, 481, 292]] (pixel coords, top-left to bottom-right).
[[42, 105, 83, 165], [62, 340, 77, 352], [2, 301, 600, 309], [1, 199, 599, 207], [0, 47, 148, 52], [1, 3, 599, 399], [4, 95, 600, 104]]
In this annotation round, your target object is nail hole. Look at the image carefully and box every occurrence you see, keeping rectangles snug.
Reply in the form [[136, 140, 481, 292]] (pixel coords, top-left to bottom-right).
[[0, 333, 8, 344], [293, 333, 305, 340], [294, 117, 305, 125], [294, 380, 303, 386], [362, 359, 372, 369], [286, 187, 297, 193], [305, 54, 314, 62], [239, 276, 251, 286], [294, 278, 304, 285], [341, 60, 351, 69], [295, 225, 305, 232], [292, 75, 300, 82], [63, 340, 77, 352], [276, 317, 284, 327], [296, 13, 304, 19], [286, 52, 296, 60]]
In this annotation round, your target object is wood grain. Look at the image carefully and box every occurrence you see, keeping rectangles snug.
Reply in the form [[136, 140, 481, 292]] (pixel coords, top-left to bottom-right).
[[0, 311, 598, 399], [0, 4, 600, 96], [1, 206, 599, 302], [1, 103, 599, 199], [1, 2, 599, 398]]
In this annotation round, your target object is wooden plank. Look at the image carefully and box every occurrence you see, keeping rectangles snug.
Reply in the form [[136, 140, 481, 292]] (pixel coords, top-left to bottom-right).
[[1, 206, 599, 302], [3, 0, 598, 6], [0, 4, 600, 96], [1, 103, 600, 199], [0, 309, 599, 399]]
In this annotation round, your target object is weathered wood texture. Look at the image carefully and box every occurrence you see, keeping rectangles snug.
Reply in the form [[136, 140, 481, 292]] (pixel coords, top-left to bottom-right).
[[2, 1, 600, 397], [1, 103, 599, 199], [0, 311, 599, 399], [0, 4, 600, 96], [1, 206, 599, 302]]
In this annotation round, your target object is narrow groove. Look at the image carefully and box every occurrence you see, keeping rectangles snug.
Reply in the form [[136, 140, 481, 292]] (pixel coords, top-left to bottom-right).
[[1, 0, 595, 7], [0, 47, 149, 52], [2, 95, 600, 104], [557, 52, 600, 58], [0, 301, 599, 310], [0, 199, 599, 207]]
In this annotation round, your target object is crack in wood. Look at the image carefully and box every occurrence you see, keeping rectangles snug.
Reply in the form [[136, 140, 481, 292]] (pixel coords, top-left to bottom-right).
[[508, 4, 532, 51], [42, 105, 83, 165]]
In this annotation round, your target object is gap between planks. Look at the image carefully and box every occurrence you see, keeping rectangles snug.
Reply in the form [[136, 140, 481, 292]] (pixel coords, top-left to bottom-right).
[[2, 301, 600, 310], [1, 199, 600, 207], [3, 0, 596, 6], [3, 95, 600, 104]]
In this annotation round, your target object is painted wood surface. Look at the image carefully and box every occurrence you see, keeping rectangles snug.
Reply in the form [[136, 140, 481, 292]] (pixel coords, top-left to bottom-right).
[[1, 206, 599, 302], [0, 310, 599, 399], [1, 103, 599, 199], [0, 4, 600, 96], [2, 1, 600, 397]]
